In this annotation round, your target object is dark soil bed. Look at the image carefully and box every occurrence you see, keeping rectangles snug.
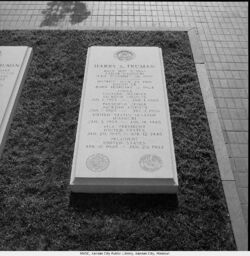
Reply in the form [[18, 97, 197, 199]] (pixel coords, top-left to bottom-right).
[[0, 30, 236, 250]]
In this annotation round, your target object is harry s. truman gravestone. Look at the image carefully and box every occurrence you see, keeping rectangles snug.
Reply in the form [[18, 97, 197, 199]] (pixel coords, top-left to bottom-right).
[[70, 46, 178, 193]]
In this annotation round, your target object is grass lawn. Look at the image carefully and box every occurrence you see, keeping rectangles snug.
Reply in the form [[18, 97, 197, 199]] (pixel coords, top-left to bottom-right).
[[0, 30, 236, 250]]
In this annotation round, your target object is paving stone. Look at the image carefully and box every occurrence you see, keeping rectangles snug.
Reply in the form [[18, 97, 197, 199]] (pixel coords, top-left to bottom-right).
[[223, 119, 248, 132], [242, 204, 248, 224], [238, 188, 248, 204], [235, 173, 248, 188], [228, 109, 248, 120], [234, 157, 248, 172], [227, 132, 248, 144], [229, 144, 248, 158]]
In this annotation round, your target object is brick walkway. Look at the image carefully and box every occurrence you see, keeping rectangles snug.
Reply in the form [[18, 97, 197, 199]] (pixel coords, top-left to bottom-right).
[[0, 1, 248, 249]]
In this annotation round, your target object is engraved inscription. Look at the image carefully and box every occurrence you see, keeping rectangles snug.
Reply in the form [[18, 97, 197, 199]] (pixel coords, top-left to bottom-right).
[[139, 154, 163, 172], [86, 153, 110, 172], [86, 59, 165, 152], [0, 64, 20, 87]]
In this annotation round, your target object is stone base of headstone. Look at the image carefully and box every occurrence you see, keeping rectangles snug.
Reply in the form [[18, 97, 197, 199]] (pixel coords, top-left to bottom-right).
[[70, 46, 178, 194], [70, 178, 178, 194]]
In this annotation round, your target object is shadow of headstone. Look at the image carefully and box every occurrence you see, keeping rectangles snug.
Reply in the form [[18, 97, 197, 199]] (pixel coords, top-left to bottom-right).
[[69, 193, 179, 215], [40, 1, 91, 27]]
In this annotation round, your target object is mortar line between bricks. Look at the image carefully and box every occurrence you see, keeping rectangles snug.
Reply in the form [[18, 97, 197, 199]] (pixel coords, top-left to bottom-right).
[[224, 130, 249, 132], [229, 156, 249, 159], [214, 97, 249, 99], [217, 108, 249, 110], [220, 119, 248, 121], [227, 143, 248, 145]]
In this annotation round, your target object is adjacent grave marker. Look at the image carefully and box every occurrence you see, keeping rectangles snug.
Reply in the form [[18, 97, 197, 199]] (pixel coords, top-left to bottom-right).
[[70, 46, 178, 193], [0, 46, 33, 158]]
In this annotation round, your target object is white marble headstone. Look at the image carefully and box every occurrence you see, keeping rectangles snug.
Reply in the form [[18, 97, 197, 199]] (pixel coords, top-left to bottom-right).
[[70, 46, 178, 193], [0, 46, 33, 158]]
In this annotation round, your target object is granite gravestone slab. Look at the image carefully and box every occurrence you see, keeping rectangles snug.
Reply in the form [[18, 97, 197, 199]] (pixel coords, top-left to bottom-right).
[[0, 46, 33, 158], [70, 46, 178, 193]]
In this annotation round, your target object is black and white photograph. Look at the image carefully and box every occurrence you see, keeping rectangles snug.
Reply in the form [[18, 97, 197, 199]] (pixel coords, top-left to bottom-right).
[[0, 1, 248, 253]]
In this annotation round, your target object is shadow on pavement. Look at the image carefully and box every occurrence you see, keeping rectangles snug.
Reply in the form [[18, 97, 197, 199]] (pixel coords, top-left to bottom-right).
[[40, 1, 91, 27]]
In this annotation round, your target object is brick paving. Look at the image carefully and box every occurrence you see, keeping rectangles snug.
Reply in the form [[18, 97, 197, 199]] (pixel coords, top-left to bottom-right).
[[0, 0, 248, 248]]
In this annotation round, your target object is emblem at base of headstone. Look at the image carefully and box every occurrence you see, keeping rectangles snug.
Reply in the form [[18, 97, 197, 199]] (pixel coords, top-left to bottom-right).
[[86, 153, 110, 172], [114, 50, 135, 61], [139, 154, 163, 172]]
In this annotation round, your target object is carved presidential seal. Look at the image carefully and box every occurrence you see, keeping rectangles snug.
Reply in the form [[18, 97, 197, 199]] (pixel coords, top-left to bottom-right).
[[114, 50, 135, 61], [139, 154, 163, 172], [86, 153, 110, 172]]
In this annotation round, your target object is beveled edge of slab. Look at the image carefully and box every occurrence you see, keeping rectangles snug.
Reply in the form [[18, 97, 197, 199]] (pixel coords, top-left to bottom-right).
[[70, 177, 178, 194], [70, 46, 92, 187], [158, 47, 179, 189], [0, 46, 33, 159], [70, 183, 178, 194]]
